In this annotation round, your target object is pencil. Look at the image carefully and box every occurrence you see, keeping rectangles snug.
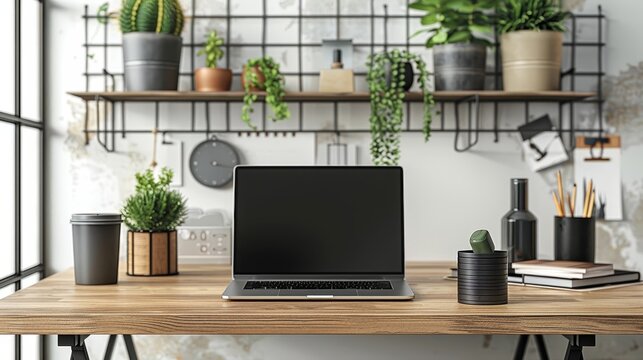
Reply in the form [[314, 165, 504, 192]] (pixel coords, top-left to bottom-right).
[[552, 191, 564, 217], [583, 179, 593, 218], [571, 184, 577, 217], [586, 189, 596, 218], [556, 171, 564, 215], [567, 192, 574, 218]]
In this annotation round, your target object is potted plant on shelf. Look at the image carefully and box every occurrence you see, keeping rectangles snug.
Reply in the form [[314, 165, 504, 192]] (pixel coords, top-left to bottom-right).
[[241, 56, 290, 130], [409, 0, 496, 90], [122, 168, 187, 276], [367, 49, 435, 166], [119, 0, 185, 91], [498, 0, 570, 91], [195, 30, 232, 92]]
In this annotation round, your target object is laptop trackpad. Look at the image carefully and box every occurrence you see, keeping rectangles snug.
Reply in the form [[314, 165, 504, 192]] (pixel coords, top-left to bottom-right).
[[279, 289, 357, 297]]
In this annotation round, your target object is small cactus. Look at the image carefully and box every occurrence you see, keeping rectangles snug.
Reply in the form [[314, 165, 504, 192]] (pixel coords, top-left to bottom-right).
[[120, 0, 185, 36]]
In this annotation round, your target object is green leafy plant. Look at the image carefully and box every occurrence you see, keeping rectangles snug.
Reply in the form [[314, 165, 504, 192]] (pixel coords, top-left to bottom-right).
[[367, 50, 434, 166], [409, 0, 497, 47], [197, 31, 225, 68], [122, 168, 187, 232], [497, 0, 570, 33], [242, 56, 290, 130], [119, 0, 185, 35], [96, 2, 110, 25]]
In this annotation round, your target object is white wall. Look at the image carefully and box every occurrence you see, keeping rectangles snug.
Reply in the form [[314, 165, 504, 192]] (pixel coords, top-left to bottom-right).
[[44, 0, 643, 359]]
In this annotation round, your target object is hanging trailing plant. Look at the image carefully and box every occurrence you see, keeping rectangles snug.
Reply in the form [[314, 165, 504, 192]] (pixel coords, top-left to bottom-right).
[[241, 56, 290, 130], [366, 49, 434, 166]]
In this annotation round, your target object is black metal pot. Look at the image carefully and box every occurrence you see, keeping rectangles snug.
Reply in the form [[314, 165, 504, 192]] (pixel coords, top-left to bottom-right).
[[385, 61, 414, 91], [122, 32, 182, 91], [433, 43, 486, 90]]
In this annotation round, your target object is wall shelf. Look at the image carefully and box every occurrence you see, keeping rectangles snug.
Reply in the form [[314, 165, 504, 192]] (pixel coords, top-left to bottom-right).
[[75, 2, 606, 153], [68, 91, 597, 103]]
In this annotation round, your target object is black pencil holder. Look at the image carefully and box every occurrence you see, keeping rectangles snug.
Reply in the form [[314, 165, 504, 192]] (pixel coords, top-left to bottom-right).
[[457, 250, 508, 305], [554, 216, 595, 262]]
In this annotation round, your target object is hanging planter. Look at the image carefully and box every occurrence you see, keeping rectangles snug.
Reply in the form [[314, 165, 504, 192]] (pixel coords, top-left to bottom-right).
[[241, 56, 289, 130], [367, 49, 435, 166]]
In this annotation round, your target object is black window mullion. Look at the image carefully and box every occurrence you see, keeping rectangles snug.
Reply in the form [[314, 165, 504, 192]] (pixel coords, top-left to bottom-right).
[[15, 123, 21, 282], [15, 0, 21, 118], [14, 6, 21, 360]]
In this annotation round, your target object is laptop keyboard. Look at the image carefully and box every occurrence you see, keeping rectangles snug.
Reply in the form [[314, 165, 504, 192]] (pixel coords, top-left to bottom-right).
[[244, 280, 393, 290]]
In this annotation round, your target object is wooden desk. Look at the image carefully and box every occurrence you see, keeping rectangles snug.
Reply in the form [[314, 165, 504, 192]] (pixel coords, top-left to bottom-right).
[[1, 262, 642, 358]]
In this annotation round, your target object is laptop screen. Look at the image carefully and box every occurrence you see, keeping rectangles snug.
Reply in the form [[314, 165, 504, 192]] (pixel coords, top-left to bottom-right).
[[233, 166, 404, 275]]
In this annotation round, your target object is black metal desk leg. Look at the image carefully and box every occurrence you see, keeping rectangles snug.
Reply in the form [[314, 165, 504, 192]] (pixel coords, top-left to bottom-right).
[[563, 335, 595, 360], [514, 335, 549, 360], [123, 335, 139, 360], [104, 334, 138, 360], [103, 335, 117, 360], [513, 335, 529, 360], [535, 335, 549, 360], [58, 335, 90, 360]]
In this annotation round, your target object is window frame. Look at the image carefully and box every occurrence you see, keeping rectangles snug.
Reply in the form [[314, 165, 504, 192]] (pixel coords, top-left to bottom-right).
[[0, 0, 46, 359]]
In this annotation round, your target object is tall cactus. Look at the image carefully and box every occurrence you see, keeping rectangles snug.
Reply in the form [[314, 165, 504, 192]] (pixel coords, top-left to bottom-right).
[[120, 0, 185, 36]]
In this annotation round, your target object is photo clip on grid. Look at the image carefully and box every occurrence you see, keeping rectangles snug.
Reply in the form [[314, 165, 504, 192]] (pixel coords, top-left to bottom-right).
[[518, 114, 569, 172]]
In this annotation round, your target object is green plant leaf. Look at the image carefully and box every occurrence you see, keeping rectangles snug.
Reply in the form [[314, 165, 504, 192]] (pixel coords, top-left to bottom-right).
[[135, 0, 158, 32], [97, 2, 109, 25], [408, 0, 440, 11], [431, 28, 448, 44], [420, 13, 440, 25]]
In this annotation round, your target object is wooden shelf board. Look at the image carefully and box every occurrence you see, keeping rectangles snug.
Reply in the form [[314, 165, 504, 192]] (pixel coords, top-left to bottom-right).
[[68, 90, 597, 103]]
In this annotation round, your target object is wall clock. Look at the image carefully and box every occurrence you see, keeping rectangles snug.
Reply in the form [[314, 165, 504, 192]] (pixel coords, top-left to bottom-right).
[[189, 136, 240, 188]]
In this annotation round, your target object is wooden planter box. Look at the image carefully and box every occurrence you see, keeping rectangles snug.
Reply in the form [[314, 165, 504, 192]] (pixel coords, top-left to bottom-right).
[[127, 231, 178, 276]]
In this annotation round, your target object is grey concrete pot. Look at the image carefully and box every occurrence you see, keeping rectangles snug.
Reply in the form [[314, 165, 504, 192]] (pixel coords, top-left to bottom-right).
[[433, 43, 486, 91], [122, 32, 182, 91]]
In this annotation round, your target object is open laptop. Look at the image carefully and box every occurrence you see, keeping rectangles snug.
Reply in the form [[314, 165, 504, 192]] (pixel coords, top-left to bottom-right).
[[222, 166, 414, 300]]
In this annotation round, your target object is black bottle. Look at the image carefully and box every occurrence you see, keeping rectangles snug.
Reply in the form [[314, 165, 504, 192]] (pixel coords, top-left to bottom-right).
[[502, 178, 537, 274]]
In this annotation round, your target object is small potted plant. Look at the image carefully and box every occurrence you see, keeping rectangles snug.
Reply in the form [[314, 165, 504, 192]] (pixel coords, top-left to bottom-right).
[[498, 0, 570, 91], [409, 0, 496, 90], [195, 30, 232, 91], [122, 168, 187, 276], [120, 0, 185, 91], [241, 56, 290, 130], [367, 49, 434, 165]]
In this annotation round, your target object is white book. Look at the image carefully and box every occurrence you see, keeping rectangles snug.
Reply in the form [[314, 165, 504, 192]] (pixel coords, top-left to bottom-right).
[[512, 260, 613, 274], [514, 268, 615, 279]]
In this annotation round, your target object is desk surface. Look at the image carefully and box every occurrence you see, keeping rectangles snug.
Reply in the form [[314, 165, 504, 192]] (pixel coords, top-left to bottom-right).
[[1, 262, 642, 335]]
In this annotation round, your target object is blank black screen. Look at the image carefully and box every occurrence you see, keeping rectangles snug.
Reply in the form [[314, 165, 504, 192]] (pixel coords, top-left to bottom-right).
[[234, 167, 404, 275]]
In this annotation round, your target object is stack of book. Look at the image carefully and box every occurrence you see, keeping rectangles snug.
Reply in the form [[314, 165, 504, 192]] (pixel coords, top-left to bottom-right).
[[512, 260, 640, 289]]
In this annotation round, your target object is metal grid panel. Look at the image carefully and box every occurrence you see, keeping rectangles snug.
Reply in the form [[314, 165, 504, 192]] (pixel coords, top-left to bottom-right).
[[80, 1, 606, 152]]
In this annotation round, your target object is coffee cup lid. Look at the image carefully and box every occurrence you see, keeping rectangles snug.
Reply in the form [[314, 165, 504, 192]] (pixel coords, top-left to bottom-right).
[[70, 213, 122, 224]]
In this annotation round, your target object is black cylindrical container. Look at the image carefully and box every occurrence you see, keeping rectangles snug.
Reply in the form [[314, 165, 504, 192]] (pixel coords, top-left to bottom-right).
[[70, 213, 122, 285], [385, 61, 414, 91], [554, 216, 595, 262], [502, 178, 537, 274], [458, 250, 508, 305]]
